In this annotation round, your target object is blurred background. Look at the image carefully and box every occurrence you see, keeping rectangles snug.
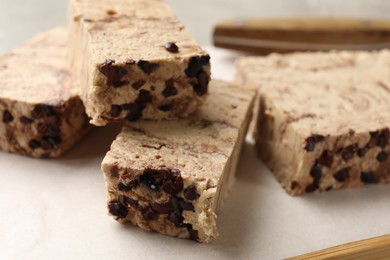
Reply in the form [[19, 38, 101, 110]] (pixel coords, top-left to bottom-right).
[[0, 0, 390, 53]]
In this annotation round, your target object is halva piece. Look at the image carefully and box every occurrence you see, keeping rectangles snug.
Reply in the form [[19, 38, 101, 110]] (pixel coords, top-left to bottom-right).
[[236, 50, 390, 195], [0, 28, 90, 158], [69, 0, 211, 126], [101, 80, 254, 242]]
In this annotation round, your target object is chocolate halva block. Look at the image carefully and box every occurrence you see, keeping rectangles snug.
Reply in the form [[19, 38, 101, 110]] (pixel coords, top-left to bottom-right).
[[68, 0, 211, 126], [0, 28, 90, 158], [101, 80, 254, 242], [236, 50, 390, 196]]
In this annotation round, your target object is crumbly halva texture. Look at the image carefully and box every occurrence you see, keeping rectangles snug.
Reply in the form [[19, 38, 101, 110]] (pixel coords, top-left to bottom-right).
[[0, 27, 90, 158], [101, 80, 254, 242], [236, 50, 390, 196], [68, 0, 211, 126]]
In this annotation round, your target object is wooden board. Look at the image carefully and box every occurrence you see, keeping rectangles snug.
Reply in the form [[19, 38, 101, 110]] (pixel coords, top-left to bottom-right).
[[213, 17, 390, 54], [288, 235, 390, 260]]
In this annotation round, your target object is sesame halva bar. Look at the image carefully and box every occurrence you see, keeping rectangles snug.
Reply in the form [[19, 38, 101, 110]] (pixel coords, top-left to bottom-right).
[[68, 0, 211, 126], [0, 28, 90, 158], [101, 80, 254, 242], [236, 50, 390, 195]]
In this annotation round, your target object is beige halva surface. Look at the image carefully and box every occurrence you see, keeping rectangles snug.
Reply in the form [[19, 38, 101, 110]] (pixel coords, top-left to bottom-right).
[[236, 50, 390, 195], [102, 80, 254, 242], [68, 0, 211, 126], [0, 27, 89, 157]]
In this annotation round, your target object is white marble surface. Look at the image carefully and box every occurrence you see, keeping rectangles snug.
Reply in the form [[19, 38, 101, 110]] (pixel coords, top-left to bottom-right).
[[1, 1, 390, 259]]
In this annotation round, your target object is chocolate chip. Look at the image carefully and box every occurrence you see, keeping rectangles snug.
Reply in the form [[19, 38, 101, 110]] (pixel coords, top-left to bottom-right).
[[137, 60, 159, 74], [127, 198, 139, 209], [318, 150, 333, 167], [188, 227, 199, 241], [334, 167, 350, 182], [139, 169, 168, 192], [310, 162, 322, 182], [185, 56, 204, 77], [2, 110, 14, 123], [83, 18, 93, 23], [46, 134, 61, 147], [188, 230, 199, 242], [305, 182, 319, 193], [125, 103, 145, 121], [304, 134, 325, 152], [367, 129, 389, 148], [46, 126, 60, 137], [151, 201, 174, 214], [108, 201, 128, 219], [368, 131, 379, 148], [165, 42, 179, 53], [20, 116, 33, 125], [192, 84, 206, 97], [118, 180, 139, 191], [185, 55, 210, 77], [31, 105, 56, 118], [199, 70, 210, 87], [166, 196, 194, 213], [110, 104, 123, 117], [131, 80, 146, 90], [357, 147, 368, 157], [162, 79, 178, 97], [28, 139, 40, 149], [161, 180, 179, 195], [158, 104, 173, 112], [192, 71, 209, 96], [360, 172, 378, 184], [183, 185, 200, 200], [178, 199, 194, 211], [112, 80, 129, 88], [99, 59, 115, 76], [98, 59, 128, 86], [376, 151, 388, 162], [341, 144, 358, 161], [167, 212, 185, 227], [200, 55, 210, 65], [377, 129, 390, 148], [142, 207, 158, 221], [112, 66, 128, 85], [41, 135, 62, 150], [135, 90, 152, 104], [170, 196, 181, 215], [162, 170, 184, 195], [119, 195, 138, 209]]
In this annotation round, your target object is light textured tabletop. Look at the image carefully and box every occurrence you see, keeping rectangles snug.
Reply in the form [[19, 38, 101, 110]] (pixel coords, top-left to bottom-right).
[[1, 1, 390, 260]]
